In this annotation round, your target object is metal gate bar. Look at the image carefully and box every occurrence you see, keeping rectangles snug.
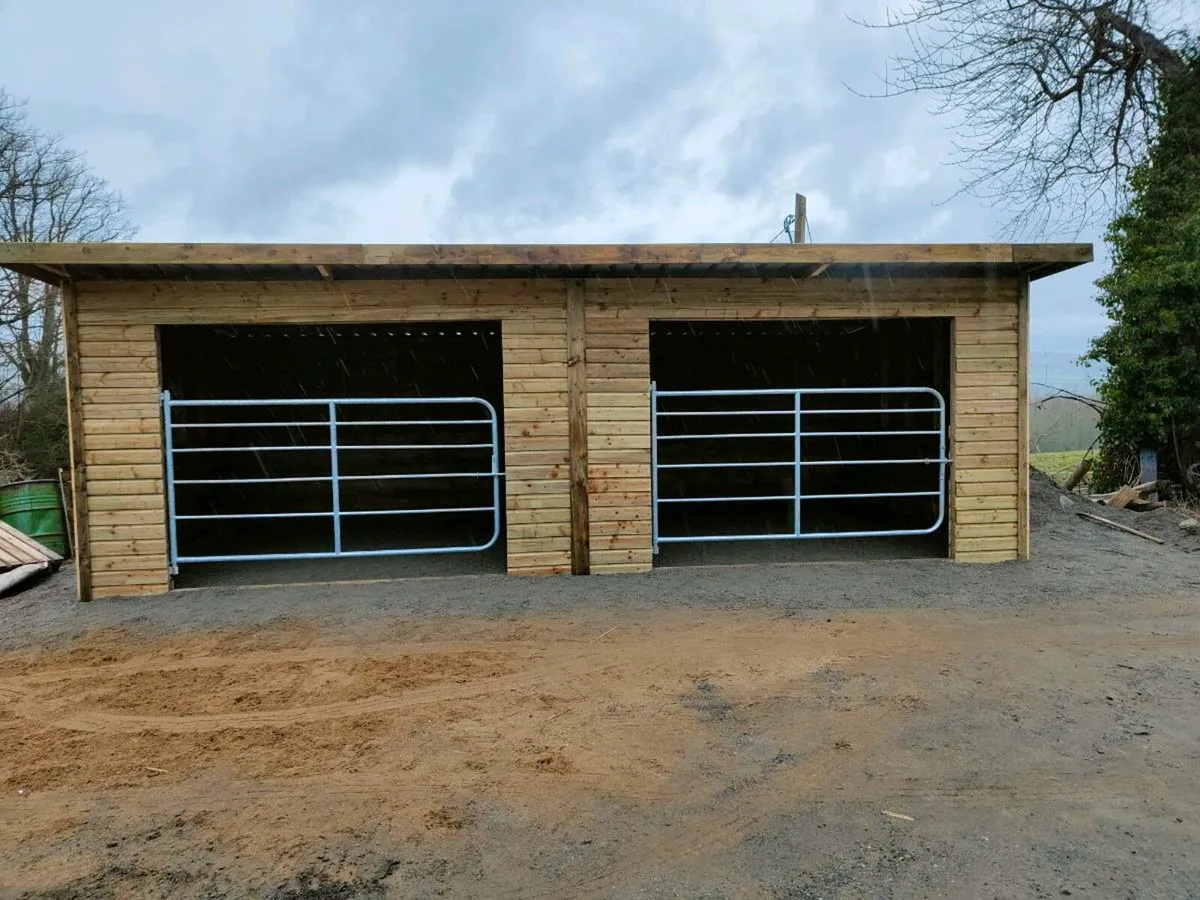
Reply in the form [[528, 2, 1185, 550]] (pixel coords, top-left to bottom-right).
[[163, 392, 500, 571], [651, 385, 948, 550]]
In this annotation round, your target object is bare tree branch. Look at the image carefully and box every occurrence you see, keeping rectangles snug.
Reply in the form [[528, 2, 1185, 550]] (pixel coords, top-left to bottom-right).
[[851, 1, 1194, 236], [0, 89, 135, 398]]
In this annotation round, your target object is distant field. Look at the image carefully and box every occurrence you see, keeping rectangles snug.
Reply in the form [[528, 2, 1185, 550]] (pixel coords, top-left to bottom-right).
[[1031, 449, 1088, 485]]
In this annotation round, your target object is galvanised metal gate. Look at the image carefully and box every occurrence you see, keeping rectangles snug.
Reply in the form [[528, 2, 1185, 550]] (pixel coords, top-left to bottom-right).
[[162, 393, 500, 572], [650, 386, 948, 551]]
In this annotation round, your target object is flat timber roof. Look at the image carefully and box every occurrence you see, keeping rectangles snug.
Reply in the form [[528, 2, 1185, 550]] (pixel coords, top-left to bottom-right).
[[0, 242, 1092, 285]]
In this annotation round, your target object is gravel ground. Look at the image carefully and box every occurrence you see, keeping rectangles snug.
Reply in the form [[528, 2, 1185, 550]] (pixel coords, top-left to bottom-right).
[[3, 472, 1199, 648], [1, 471, 1198, 899]]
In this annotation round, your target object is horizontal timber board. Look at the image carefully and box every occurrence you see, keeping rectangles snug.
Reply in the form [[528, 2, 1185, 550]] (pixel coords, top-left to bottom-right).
[[956, 372, 1019, 387], [956, 522, 1018, 538], [86, 464, 163, 480], [79, 402, 160, 417], [504, 349, 568, 363], [956, 344, 1018, 359], [88, 480, 164, 495], [587, 333, 648, 349], [956, 386, 1018, 401], [84, 449, 163, 465], [77, 325, 158, 341], [591, 548, 653, 565], [92, 580, 168, 593], [506, 508, 571, 526], [590, 519, 653, 535], [588, 464, 651, 478], [956, 400, 1021, 415], [589, 406, 652, 421], [87, 494, 165, 511], [955, 509, 1018, 525], [956, 536, 1019, 552], [589, 534, 651, 551], [78, 371, 160, 390], [587, 376, 650, 391], [954, 467, 1019, 483], [586, 434, 651, 450], [588, 361, 651, 377], [954, 495, 1019, 511], [92, 554, 169, 573], [588, 449, 651, 464], [590, 563, 652, 574], [506, 479, 570, 494], [588, 422, 650, 437], [506, 495, 571, 511], [588, 491, 651, 507], [505, 422, 568, 438], [502, 320, 572, 334], [954, 454, 1018, 469], [956, 413, 1017, 428], [589, 392, 650, 407], [91, 539, 168, 557], [502, 363, 568, 379], [586, 348, 649, 364], [505, 406, 568, 422], [506, 551, 572, 569], [590, 504, 650, 522], [504, 392, 569, 407], [956, 316, 1018, 331], [82, 418, 162, 435], [505, 450, 571, 467], [956, 427, 1018, 442], [89, 509, 168, 526], [82, 433, 163, 451], [503, 335, 570, 349], [588, 478, 651, 494], [78, 356, 160, 374], [955, 482, 1018, 497], [507, 536, 571, 554], [89, 524, 166, 541], [76, 340, 157, 357], [955, 549, 1018, 563], [953, 329, 1020, 345], [955, 358, 1020, 373]]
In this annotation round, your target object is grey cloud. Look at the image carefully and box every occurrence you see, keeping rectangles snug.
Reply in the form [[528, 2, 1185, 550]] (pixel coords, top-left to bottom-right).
[[165, 0, 716, 235]]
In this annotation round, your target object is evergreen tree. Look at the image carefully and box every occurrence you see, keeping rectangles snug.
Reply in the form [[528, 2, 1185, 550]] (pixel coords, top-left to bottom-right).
[[1088, 55, 1200, 490]]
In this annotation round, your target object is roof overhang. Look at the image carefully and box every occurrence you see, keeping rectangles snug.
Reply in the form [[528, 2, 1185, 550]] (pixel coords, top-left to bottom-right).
[[0, 242, 1093, 285]]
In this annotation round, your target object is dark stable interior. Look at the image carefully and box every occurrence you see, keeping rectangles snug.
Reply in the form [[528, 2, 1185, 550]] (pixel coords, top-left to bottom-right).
[[160, 323, 505, 581], [650, 318, 950, 563]]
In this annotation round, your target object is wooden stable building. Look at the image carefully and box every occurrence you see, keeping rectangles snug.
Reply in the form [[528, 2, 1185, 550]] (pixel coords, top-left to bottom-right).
[[0, 242, 1090, 600]]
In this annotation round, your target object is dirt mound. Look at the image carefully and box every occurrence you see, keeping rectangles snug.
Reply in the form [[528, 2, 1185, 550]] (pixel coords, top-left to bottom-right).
[[1033, 465, 1200, 553]]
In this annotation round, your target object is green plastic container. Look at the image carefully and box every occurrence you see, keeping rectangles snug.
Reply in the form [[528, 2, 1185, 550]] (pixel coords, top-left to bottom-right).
[[0, 479, 68, 557]]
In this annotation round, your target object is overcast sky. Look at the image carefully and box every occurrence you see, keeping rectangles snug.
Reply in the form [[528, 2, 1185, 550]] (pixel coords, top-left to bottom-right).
[[1, 0, 1165, 366]]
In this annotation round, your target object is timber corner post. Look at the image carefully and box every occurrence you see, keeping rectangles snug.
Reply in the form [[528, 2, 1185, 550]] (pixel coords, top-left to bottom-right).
[[1017, 274, 1031, 560], [61, 282, 93, 601], [566, 279, 590, 574]]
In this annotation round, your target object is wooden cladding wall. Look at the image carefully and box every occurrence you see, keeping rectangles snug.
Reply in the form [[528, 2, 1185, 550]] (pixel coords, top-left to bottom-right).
[[581, 277, 1025, 570], [69, 275, 1025, 597], [71, 280, 573, 598]]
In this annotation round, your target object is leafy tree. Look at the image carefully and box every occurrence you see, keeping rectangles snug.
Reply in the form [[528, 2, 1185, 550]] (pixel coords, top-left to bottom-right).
[[1087, 55, 1200, 489]]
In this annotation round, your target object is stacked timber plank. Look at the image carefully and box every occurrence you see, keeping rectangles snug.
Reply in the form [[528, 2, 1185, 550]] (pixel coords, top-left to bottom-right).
[[584, 305, 653, 573], [0, 518, 62, 596], [951, 294, 1025, 562], [0, 519, 62, 567]]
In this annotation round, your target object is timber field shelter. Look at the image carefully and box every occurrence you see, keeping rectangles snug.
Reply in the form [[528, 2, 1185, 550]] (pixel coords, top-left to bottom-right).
[[0, 242, 1091, 600]]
